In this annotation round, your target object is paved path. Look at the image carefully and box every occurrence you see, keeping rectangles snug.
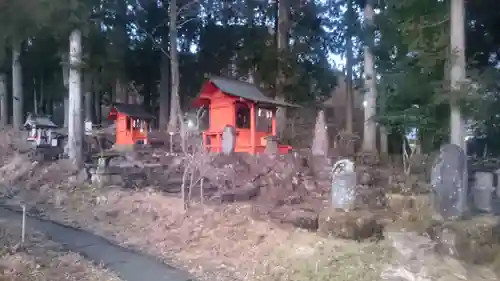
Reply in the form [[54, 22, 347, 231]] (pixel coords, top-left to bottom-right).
[[0, 206, 193, 281]]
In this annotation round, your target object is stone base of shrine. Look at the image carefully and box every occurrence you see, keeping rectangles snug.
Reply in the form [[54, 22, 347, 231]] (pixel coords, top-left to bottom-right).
[[318, 208, 385, 240], [387, 193, 431, 212], [426, 215, 500, 265]]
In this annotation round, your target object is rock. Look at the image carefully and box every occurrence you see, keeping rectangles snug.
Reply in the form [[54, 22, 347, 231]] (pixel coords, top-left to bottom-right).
[[68, 169, 88, 185], [427, 216, 500, 265], [356, 151, 379, 166], [318, 208, 384, 240], [358, 171, 373, 185], [91, 172, 124, 188], [219, 182, 260, 203], [382, 232, 471, 281], [388, 193, 431, 212], [284, 210, 319, 231], [355, 185, 387, 209], [302, 176, 316, 192]]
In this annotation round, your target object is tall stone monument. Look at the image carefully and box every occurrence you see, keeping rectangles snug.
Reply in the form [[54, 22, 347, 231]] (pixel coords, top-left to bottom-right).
[[221, 125, 236, 155], [311, 110, 329, 156], [331, 159, 357, 211], [430, 144, 468, 220]]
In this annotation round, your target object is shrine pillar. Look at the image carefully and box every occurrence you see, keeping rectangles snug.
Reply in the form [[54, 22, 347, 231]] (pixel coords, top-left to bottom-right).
[[250, 103, 256, 154], [271, 109, 277, 136]]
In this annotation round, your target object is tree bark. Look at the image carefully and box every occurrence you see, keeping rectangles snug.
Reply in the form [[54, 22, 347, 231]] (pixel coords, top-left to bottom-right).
[[68, 29, 84, 168], [345, 0, 354, 133], [12, 43, 23, 129], [450, 0, 466, 150], [62, 54, 69, 128], [84, 72, 94, 122], [168, 0, 181, 132], [0, 74, 7, 126], [361, 0, 378, 152], [159, 46, 170, 131], [275, 0, 289, 137]]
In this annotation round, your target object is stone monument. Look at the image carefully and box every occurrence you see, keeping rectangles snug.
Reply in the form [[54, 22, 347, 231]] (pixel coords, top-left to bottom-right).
[[430, 144, 468, 220], [264, 135, 278, 155], [221, 125, 236, 155], [311, 110, 329, 156], [331, 158, 357, 211], [472, 171, 494, 213]]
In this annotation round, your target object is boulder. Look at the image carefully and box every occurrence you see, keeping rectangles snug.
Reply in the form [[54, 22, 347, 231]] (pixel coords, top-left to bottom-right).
[[387, 193, 431, 212], [283, 210, 319, 231], [427, 215, 500, 265], [219, 182, 260, 203], [318, 208, 384, 240]]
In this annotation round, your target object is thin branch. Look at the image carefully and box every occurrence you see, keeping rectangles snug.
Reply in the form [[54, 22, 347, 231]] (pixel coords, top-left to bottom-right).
[[133, 23, 170, 58], [422, 18, 449, 28], [177, 0, 200, 16], [178, 17, 199, 28]]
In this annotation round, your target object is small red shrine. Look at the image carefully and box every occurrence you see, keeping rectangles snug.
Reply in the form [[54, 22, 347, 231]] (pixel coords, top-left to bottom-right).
[[107, 103, 154, 146], [192, 76, 297, 154]]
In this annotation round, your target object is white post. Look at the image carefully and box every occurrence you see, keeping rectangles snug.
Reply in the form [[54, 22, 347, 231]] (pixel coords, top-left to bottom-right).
[[200, 178, 204, 206], [169, 132, 174, 153], [21, 204, 26, 245]]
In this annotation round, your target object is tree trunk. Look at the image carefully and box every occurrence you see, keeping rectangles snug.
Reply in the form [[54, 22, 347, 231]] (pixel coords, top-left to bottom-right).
[[113, 79, 128, 103], [380, 125, 388, 155], [62, 54, 69, 128], [94, 91, 101, 124], [68, 29, 84, 168], [93, 73, 102, 124], [84, 72, 94, 122], [450, 0, 466, 150], [159, 49, 170, 131], [12, 43, 23, 129], [275, 0, 289, 137], [0, 74, 7, 126], [33, 78, 38, 115], [168, 0, 181, 133], [40, 77, 45, 115], [345, 0, 354, 133], [361, 0, 378, 152]]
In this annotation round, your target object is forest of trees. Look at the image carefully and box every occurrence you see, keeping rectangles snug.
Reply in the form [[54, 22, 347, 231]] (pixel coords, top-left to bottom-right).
[[0, 0, 499, 165]]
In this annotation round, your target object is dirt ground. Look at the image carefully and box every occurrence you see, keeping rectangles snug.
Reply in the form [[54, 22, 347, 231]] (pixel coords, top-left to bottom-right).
[[19, 187, 394, 281], [0, 134, 497, 281], [0, 215, 121, 281], [0, 154, 393, 281]]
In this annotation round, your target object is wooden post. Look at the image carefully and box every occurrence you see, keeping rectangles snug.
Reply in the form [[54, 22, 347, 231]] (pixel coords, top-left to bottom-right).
[[250, 103, 256, 155]]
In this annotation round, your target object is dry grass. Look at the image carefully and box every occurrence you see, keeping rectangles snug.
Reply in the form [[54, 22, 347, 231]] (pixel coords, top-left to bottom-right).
[[4, 180, 393, 281], [0, 217, 121, 281], [0, 156, 497, 281]]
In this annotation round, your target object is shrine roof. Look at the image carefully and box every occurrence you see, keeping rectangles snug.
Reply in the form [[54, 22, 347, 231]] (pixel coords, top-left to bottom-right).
[[24, 114, 58, 129], [112, 103, 154, 119], [205, 76, 298, 108]]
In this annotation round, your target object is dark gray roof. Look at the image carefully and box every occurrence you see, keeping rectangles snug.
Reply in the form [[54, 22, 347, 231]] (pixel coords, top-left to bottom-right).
[[113, 103, 154, 119], [24, 114, 58, 129], [209, 76, 298, 108]]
